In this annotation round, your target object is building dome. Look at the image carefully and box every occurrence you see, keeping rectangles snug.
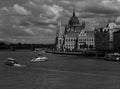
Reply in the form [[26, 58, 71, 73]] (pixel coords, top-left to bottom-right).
[[68, 10, 79, 26]]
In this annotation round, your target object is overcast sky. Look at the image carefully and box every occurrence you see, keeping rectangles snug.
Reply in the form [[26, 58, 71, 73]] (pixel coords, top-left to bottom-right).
[[0, 0, 120, 44]]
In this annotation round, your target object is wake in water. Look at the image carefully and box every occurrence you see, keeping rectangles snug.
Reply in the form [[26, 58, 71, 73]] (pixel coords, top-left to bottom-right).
[[13, 64, 26, 67]]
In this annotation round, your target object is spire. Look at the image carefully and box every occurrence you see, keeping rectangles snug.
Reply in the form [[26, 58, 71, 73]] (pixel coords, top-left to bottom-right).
[[57, 21, 62, 35], [73, 9, 75, 17]]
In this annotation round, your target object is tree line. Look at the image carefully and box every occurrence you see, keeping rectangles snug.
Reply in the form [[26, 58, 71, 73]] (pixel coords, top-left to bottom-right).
[[0, 42, 54, 51]]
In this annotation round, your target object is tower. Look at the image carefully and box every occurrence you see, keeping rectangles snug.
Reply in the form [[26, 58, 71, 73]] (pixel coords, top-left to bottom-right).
[[73, 9, 75, 17], [55, 21, 64, 51]]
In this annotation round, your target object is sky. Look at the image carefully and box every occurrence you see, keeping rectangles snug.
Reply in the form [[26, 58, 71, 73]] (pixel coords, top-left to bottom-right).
[[0, 0, 120, 44]]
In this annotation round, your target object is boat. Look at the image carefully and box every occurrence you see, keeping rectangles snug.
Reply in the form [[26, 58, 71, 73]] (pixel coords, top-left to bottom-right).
[[104, 53, 120, 61], [31, 56, 48, 62], [5, 58, 26, 67], [5, 58, 19, 66]]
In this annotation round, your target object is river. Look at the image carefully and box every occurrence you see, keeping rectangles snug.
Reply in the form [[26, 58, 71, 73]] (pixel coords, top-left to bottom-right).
[[0, 51, 120, 89]]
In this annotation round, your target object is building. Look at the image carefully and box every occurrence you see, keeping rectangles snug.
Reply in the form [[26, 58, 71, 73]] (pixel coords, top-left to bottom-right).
[[55, 15, 120, 52], [64, 32, 78, 51], [78, 30, 95, 50], [94, 28, 110, 51], [113, 30, 120, 51], [94, 19, 120, 51], [55, 10, 95, 52], [64, 9, 84, 34], [56, 12, 120, 52], [62, 10, 84, 51], [56, 35, 64, 51]]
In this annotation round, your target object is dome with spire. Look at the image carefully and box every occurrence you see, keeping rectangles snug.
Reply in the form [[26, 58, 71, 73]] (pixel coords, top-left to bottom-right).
[[68, 9, 79, 27]]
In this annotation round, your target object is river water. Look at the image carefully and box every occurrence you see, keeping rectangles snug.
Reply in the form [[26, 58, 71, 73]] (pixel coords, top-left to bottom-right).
[[0, 51, 120, 89]]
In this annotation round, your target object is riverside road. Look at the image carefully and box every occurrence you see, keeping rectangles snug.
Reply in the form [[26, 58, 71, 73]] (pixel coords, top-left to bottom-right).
[[0, 51, 120, 89]]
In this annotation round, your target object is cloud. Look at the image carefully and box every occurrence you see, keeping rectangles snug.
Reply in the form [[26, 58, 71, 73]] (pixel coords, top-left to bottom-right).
[[45, 28, 55, 33], [0, 1, 60, 43], [21, 26, 55, 36], [1, 0, 120, 43], [23, 28, 34, 35], [102, 0, 114, 4], [13, 4, 31, 15], [27, 1, 36, 7], [0, 0, 28, 8], [48, 24, 56, 28], [59, 0, 72, 4], [60, 0, 120, 18], [49, 4, 63, 15], [42, 4, 63, 22], [15, 35, 55, 43], [0, 25, 31, 37], [115, 16, 120, 23], [1, 7, 9, 12], [24, 1, 63, 22], [100, 0, 120, 10]]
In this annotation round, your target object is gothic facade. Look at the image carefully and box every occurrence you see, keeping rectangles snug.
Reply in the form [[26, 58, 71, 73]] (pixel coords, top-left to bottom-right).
[[55, 10, 95, 51]]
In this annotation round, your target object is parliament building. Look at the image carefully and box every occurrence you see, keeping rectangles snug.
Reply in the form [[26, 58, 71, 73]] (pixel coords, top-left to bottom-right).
[[55, 10, 95, 52]]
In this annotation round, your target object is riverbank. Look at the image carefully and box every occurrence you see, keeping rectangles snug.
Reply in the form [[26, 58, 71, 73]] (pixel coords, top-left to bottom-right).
[[45, 50, 105, 57]]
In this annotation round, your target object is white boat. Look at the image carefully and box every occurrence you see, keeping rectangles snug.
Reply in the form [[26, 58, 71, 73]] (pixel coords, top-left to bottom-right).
[[31, 56, 48, 62]]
